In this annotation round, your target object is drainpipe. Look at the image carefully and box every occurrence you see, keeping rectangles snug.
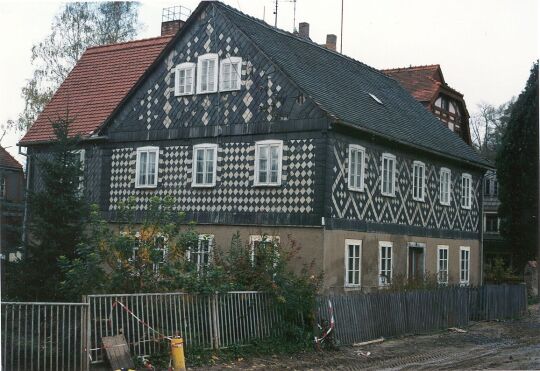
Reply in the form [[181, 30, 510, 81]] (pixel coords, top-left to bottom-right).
[[479, 173, 485, 286], [19, 145, 30, 258]]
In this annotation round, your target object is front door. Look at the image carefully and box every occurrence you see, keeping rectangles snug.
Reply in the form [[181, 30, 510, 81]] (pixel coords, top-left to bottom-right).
[[408, 246, 425, 281]]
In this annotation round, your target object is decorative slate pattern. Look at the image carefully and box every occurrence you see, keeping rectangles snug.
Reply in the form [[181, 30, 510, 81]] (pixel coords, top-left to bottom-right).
[[109, 8, 323, 135], [108, 139, 316, 214], [330, 139, 480, 232]]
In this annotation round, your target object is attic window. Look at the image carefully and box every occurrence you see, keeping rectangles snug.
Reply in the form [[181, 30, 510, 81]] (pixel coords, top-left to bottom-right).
[[369, 93, 383, 105]]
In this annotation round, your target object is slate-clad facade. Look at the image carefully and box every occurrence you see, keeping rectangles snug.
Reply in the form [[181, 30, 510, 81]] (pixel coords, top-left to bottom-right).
[[21, 1, 490, 292]]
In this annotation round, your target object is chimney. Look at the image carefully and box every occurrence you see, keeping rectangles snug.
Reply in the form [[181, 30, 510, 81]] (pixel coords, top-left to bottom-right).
[[298, 22, 310, 39], [325, 34, 337, 51], [161, 19, 185, 36]]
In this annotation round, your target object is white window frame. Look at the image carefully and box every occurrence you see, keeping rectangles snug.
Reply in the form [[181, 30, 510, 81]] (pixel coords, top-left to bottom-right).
[[412, 161, 425, 202], [461, 173, 472, 209], [186, 234, 214, 272], [131, 233, 168, 273], [192, 143, 218, 187], [197, 53, 218, 94], [381, 153, 396, 197], [439, 167, 451, 206], [378, 241, 393, 287], [219, 56, 242, 92], [484, 212, 500, 233], [175, 62, 196, 96], [249, 235, 280, 266], [135, 146, 159, 188], [71, 149, 85, 193], [254, 140, 283, 186], [344, 239, 362, 288], [0, 176, 5, 199], [460, 246, 470, 285], [437, 245, 449, 285], [348, 144, 365, 192]]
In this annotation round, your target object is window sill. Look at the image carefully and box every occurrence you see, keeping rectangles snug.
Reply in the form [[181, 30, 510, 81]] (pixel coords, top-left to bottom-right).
[[461, 206, 471, 210], [440, 202, 451, 206], [348, 186, 364, 193], [197, 89, 218, 95], [219, 87, 242, 93], [175, 92, 195, 97], [381, 192, 396, 198], [135, 185, 158, 189], [344, 285, 361, 290], [413, 197, 425, 202], [253, 183, 282, 187], [191, 183, 216, 188]]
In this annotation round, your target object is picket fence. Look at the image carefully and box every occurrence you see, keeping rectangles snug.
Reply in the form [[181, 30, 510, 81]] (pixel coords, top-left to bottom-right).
[[1, 284, 528, 370]]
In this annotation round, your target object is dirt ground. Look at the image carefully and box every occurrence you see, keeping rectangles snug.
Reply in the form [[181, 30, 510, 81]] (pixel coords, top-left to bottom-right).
[[192, 304, 540, 370]]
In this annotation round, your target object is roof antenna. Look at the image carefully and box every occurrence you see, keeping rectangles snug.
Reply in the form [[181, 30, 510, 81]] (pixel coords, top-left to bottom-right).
[[291, 0, 297, 32], [340, 0, 344, 52], [273, 0, 278, 27]]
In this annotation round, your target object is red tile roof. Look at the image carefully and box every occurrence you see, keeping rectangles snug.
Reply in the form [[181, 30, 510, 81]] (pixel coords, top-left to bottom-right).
[[382, 65, 443, 103], [20, 36, 173, 145], [0, 146, 23, 170]]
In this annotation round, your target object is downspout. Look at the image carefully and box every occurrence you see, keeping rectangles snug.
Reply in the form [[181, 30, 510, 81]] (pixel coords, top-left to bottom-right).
[[19, 145, 30, 258], [479, 173, 485, 285]]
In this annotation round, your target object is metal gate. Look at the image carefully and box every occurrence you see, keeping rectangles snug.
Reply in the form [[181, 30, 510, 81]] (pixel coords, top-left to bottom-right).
[[1, 302, 89, 371]]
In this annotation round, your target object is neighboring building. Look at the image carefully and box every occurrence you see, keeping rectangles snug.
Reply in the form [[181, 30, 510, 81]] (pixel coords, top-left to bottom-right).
[[482, 170, 507, 264], [383, 65, 472, 145], [19, 2, 490, 292], [0, 146, 24, 261]]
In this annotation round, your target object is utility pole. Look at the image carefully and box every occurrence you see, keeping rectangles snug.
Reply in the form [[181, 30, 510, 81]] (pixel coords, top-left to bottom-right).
[[274, 0, 278, 27], [340, 0, 344, 52]]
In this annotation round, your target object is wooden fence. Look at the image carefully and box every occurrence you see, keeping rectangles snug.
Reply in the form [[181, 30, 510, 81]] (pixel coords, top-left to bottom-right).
[[316, 284, 528, 346]]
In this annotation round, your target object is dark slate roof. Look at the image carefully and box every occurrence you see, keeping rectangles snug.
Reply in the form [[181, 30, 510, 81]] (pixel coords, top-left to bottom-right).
[[216, 3, 489, 168]]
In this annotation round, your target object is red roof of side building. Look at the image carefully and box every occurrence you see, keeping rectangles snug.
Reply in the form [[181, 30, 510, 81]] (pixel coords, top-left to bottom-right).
[[382, 64, 445, 103], [19, 36, 173, 145], [0, 146, 23, 170]]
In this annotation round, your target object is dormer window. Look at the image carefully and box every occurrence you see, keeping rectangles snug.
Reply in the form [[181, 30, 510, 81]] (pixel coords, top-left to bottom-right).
[[220, 57, 242, 91], [175, 62, 195, 96], [197, 53, 218, 94]]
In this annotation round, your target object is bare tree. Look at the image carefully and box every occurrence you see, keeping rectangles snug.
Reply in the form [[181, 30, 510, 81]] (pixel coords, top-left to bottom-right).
[[470, 100, 514, 160]]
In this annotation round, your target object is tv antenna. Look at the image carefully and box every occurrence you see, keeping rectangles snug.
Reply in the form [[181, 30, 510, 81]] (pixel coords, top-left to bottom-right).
[[273, 0, 298, 31]]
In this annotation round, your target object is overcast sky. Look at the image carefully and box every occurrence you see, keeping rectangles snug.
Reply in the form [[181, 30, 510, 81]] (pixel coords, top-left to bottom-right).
[[0, 0, 538, 165]]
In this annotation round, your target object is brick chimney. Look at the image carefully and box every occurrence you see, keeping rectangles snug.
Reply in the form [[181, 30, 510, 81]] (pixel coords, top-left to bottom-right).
[[325, 34, 337, 51], [298, 22, 310, 39], [161, 19, 185, 36]]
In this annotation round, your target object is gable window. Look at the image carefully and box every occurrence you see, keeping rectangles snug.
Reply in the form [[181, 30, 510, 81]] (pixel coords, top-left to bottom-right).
[[0, 176, 5, 199], [220, 56, 242, 91], [412, 161, 425, 201], [437, 245, 449, 285], [460, 246, 470, 285], [484, 176, 498, 197], [254, 140, 283, 186], [187, 235, 214, 272], [345, 239, 362, 287], [192, 144, 218, 187], [175, 62, 196, 96], [439, 168, 451, 206], [249, 235, 280, 268], [348, 145, 365, 192], [135, 147, 159, 188], [197, 53, 218, 94], [379, 241, 392, 286], [381, 153, 396, 196], [461, 173, 472, 209]]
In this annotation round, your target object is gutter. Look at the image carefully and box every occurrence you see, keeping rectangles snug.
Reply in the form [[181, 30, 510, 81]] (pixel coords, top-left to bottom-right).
[[18, 134, 109, 148], [334, 120, 493, 170]]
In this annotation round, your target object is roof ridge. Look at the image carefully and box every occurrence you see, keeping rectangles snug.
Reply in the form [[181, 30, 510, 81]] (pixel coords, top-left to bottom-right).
[[383, 64, 440, 72], [214, 2, 392, 81], [85, 35, 173, 54]]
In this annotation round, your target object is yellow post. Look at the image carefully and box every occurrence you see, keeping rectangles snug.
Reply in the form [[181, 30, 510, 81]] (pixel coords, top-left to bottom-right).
[[170, 337, 186, 371]]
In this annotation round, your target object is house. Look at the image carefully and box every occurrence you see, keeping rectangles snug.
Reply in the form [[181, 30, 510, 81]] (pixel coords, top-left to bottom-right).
[[383, 65, 472, 145], [482, 170, 507, 264], [19, 1, 490, 292], [0, 146, 25, 261]]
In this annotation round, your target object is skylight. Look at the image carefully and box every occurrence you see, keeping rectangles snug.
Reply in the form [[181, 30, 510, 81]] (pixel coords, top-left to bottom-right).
[[368, 93, 383, 105]]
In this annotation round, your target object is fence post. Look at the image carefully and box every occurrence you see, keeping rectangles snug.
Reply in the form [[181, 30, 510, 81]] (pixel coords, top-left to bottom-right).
[[212, 293, 220, 349], [85, 296, 91, 371]]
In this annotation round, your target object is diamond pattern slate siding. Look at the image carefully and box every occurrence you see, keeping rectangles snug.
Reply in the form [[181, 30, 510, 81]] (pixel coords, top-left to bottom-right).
[[328, 134, 480, 234]]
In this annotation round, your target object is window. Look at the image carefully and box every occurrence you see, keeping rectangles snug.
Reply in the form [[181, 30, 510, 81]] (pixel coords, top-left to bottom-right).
[[0, 176, 5, 199], [131, 233, 168, 273], [220, 56, 242, 91], [485, 213, 499, 233], [379, 242, 392, 286], [249, 235, 280, 268], [439, 168, 451, 205], [187, 235, 214, 272], [135, 147, 159, 188], [437, 245, 449, 285], [192, 144, 217, 187], [412, 161, 425, 201], [484, 176, 498, 196], [348, 145, 365, 192], [175, 62, 196, 96], [345, 239, 362, 287], [461, 173, 472, 209], [254, 140, 283, 186], [197, 53, 218, 93], [381, 153, 396, 196], [460, 246, 470, 285]]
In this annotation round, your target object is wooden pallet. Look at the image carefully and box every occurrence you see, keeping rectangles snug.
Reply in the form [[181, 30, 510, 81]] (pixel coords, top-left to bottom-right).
[[102, 334, 135, 370]]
